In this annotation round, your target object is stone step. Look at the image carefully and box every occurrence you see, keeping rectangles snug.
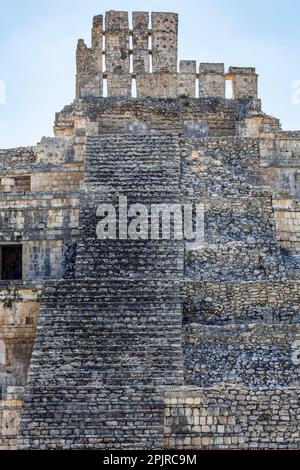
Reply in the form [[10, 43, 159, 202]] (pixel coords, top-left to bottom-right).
[[19, 386, 165, 449], [85, 134, 181, 188]]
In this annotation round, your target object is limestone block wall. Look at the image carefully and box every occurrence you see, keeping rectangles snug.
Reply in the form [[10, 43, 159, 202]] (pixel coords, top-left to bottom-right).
[[260, 134, 300, 198], [0, 148, 36, 169], [181, 137, 261, 197], [199, 64, 225, 98], [235, 111, 300, 256], [106, 74, 132, 98], [0, 176, 30, 193], [228, 67, 258, 99], [55, 97, 244, 137], [178, 61, 196, 97], [11, 385, 300, 449], [0, 387, 24, 450], [273, 198, 300, 253], [184, 323, 300, 387], [136, 73, 178, 99], [258, 133, 300, 254], [0, 138, 81, 281], [23, 240, 63, 280], [133, 12, 179, 98], [105, 11, 131, 98], [132, 12, 150, 74], [183, 280, 300, 324], [30, 169, 82, 192], [180, 136, 294, 280], [186, 241, 290, 281], [105, 11, 130, 74], [236, 109, 281, 140], [76, 16, 103, 98], [261, 166, 299, 196], [35, 137, 75, 164], [151, 13, 178, 73], [0, 193, 79, 280], [0, 285, 40, 392], [164, 386, 300, 449], [0, 194, 79, 239]]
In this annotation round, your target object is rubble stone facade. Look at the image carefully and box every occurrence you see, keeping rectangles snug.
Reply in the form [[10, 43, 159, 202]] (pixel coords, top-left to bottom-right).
[[0, 11, 300, 449]]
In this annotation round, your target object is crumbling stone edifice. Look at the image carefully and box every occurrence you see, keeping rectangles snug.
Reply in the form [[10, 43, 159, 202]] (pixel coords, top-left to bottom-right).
[[0, 11, 300, 449]]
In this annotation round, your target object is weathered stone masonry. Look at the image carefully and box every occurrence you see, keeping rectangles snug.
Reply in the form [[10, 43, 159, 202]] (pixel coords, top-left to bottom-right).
[[0, 11, 300, 449]]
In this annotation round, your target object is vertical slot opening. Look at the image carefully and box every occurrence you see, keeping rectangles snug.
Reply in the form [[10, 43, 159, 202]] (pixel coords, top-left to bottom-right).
[[130, 40, 133, 74], [149, 52, 153, 74], [128, 12, 133, 31], [131, 78, 137, 98], [149, 12, 152, 30], [0, 340, 5, 366], [195, 76, 199, 98], [226, 79, 233, 99], [103, 77, 108, 97], [102, 52, 106, 74], [148, 15, 153, 74], [102, 33, 106, 73]]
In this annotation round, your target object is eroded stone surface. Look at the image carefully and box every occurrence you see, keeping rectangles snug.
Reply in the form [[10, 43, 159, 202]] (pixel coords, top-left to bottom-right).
[[0, 10, 299, 450]]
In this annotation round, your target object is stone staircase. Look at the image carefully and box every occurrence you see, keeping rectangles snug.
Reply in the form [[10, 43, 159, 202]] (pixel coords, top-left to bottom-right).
[[18, 134, 184, 449], [76, 134, 183, 279], [85, 134, 181, 190], [20, 386, 165, 449], [26, 280, 183, 388]]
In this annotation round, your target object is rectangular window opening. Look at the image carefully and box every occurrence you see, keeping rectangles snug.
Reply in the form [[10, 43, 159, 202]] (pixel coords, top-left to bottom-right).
[[0, 245, 23, 280]]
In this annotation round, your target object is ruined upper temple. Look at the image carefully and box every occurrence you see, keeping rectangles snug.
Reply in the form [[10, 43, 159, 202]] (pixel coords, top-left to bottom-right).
[[76, 11, 258, 100], [0, 11, 300, 450]]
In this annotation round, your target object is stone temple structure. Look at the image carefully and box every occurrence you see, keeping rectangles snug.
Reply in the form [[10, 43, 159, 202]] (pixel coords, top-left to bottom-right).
[[0, 10, 300, 449]]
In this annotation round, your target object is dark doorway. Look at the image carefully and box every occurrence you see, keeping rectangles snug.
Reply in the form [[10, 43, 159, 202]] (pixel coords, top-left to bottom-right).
[[1, 245, 23, 280]]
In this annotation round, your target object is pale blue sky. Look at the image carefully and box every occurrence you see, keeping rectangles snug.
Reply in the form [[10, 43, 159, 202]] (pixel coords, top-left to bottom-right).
[[0, 0, 299, 148]]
